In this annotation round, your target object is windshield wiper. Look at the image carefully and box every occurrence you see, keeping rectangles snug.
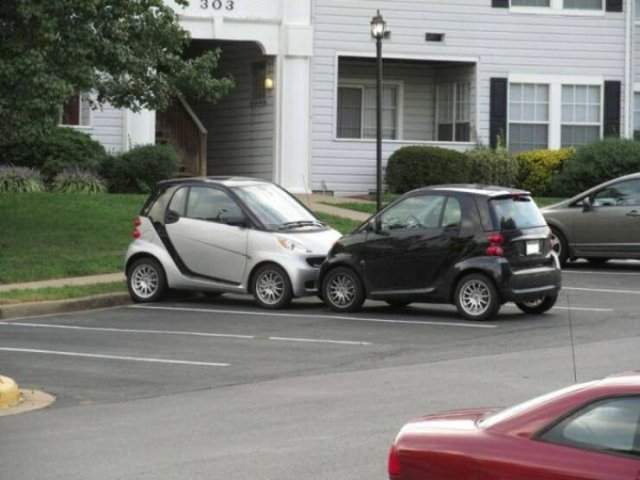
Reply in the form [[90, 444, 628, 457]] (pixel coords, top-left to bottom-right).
[[277, 220, 325, 230]]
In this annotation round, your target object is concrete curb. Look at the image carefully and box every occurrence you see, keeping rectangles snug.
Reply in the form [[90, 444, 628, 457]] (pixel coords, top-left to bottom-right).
[[0, 293, 131, 320], [0, 376, 20, 409]]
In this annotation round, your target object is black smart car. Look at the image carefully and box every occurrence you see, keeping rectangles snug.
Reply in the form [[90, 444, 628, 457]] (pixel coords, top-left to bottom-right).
[[319, 185, 562, 321]]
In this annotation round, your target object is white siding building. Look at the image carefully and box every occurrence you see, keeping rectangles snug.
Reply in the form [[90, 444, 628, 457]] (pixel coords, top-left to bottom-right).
[[76, 0, 639, 195]]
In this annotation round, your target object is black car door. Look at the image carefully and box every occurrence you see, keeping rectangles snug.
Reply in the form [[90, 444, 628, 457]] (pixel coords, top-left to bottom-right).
[[362, 194, 461, 294]]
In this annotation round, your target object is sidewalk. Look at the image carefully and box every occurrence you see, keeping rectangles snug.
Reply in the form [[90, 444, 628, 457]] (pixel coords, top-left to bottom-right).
[[0, 273, 125, 293], [296, 194, 372, 222]]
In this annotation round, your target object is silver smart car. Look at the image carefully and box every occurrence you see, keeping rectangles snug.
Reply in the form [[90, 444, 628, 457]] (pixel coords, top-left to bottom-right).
[[125, 177, 342, 309]]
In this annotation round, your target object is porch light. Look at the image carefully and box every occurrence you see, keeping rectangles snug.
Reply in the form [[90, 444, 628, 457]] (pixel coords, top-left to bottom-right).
[[264, 76, 274, 90], [370, 10, 387, 40]]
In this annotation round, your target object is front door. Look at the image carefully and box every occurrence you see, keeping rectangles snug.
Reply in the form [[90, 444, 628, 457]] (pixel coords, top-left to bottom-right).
[[165, 186, 248, 284], [362, 194, 461, 294], [572, 179, 640, 258]]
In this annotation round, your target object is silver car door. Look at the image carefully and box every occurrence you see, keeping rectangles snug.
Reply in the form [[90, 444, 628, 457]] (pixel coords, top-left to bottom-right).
[[572, 179, 640, 258], [165, 186, 248, 284]]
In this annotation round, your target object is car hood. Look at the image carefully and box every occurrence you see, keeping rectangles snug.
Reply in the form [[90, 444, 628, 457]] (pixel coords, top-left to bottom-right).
[[280, 228, 342, 255], [399, 408, 496, 435]]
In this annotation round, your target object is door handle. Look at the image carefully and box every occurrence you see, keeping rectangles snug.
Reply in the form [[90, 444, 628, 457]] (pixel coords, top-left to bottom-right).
[[626, 210, 640, 218]]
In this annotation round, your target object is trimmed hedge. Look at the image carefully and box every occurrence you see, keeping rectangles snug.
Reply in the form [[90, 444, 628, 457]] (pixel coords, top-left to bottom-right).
[[101, 144, 178, 193], [517, 148, 575, 196], [385, 146, 468, 193], [552, 139, 640, 197], [466, 146, 519, 188], [0, 127, 108, 181]]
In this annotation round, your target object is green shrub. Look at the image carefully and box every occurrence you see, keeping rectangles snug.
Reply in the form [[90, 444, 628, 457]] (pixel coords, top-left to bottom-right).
[[0, 165, 45, 193], [101, 144, 178, 193], [51, 167, 107, 194], [552, 139, 640, 197], [0, 127, 108, 181], [385, 146, 469, 193], [466, 146, 519, 188], [516, 148, 575, 196]]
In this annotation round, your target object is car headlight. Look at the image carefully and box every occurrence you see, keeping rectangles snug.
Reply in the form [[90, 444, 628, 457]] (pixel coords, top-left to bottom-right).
[[277, 237, 312, 254]]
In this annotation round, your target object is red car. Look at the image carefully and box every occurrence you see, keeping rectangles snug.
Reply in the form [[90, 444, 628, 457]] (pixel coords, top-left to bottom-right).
[[389, 374, 640, 480]]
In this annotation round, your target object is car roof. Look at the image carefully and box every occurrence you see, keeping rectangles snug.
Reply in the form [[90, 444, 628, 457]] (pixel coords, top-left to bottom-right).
[[157, 176, 272, 189], [414, 184, 531, 197]]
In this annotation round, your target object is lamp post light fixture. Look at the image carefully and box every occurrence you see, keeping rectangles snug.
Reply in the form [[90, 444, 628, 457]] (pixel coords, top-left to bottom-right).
[[370, 10, 387, 213]]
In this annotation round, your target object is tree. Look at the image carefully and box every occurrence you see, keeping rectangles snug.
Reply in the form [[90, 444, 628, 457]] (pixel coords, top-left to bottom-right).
[[0, 0, 234, 144]]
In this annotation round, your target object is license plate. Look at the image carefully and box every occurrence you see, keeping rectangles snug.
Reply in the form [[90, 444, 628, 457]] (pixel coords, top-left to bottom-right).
[[526, 240, 541, 255]]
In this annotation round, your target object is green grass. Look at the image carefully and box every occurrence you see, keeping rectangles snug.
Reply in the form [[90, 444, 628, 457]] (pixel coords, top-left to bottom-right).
[[0, 193, 361, 284], [0, 282, 126, 305], [0, 193, 146, 284], [325, 197, 566, 215], [314, 212, 362, 234]]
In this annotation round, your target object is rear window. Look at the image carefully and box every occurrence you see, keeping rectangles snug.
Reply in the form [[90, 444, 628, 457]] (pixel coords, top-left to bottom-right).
[[490, 196, 546, 231]]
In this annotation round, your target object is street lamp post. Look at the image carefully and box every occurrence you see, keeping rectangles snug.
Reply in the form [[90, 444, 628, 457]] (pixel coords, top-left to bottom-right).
[[371, 10, 386, 213]]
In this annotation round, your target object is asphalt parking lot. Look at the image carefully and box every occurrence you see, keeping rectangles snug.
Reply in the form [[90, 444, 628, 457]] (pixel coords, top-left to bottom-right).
[[2, 262, 640, 480]]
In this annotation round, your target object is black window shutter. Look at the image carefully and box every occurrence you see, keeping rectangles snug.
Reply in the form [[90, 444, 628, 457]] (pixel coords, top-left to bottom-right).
[[490, 78, 508, 149], [492, 0, 509, 7], [603, 81, 621, 137], [606, 0, 623, 12]]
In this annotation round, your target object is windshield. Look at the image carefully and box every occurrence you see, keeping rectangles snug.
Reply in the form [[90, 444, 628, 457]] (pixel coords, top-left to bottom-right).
[[490, 196, 546, 231], [479, 381, 597, 429], [233, 183, 322, 230]]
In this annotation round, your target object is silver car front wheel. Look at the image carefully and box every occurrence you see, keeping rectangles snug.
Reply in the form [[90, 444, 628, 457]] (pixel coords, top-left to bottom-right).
[[252, 264, 293, 310]]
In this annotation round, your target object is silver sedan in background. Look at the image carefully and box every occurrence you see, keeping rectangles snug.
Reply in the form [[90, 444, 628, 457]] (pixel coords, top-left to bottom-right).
[[543, 172, 640, 266]]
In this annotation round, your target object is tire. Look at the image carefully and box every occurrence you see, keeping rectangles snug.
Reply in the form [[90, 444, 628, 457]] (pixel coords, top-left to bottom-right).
[[454, 273, 501, 321], [322, 267, 366, 313], [252, 264, 293, 310], [586, 258, 609, 265], [385, 300, 412, 308], [127, 257, 166, 303], [550, 227, 569, 267], [516, 294, 558, 315]]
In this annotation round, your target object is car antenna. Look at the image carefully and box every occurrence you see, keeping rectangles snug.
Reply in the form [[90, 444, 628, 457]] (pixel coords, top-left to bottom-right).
[[566, 293, 578, 383]]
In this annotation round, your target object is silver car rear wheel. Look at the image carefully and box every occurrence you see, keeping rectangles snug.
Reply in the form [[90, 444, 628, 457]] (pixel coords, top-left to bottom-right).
[[127, 257, 166, 303]]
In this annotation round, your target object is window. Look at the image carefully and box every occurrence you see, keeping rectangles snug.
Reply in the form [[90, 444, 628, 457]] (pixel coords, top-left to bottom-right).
[[490, 196, 546, 230], [337, 84, 399, 140], [380, 195, 446, 231], [561, 85, 602, 147], [636, 0, 640, 18], [563, 0, 603, 9], [634, 92, 640, 140], [186, 187, 244, 224], [508, 83, 549, 152], [61, 94, 91, 127], [512, 0, 550, 6], [441, 197, 462, 227], [168, 187, 188, 217], [436, 83, 471, 142], [540, 396, 640, 457], [593, 180, 640, 207]]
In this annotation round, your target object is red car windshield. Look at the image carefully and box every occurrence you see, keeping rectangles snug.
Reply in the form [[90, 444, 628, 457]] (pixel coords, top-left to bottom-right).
[[479, 381, 598, 429]]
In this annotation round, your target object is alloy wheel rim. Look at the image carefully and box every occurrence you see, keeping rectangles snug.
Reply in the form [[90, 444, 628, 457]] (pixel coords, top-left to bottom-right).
[[460, 280, 491, 317], [327, 273, 356, 307], [256, 270, 285, 305], [131, 264, 159, 299], [550, 233, 562, 257]]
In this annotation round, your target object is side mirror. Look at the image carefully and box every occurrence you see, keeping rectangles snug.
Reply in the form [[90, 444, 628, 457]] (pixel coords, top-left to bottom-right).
[[224, 216, 248, 228], [582, 197, 593, 212], [166, 209, 180, 224]]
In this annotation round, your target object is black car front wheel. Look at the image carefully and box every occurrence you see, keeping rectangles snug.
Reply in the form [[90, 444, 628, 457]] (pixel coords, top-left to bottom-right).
[[516, 294, 558, 315], [322, 267, 366, 313], [454, 273, 501, 321]]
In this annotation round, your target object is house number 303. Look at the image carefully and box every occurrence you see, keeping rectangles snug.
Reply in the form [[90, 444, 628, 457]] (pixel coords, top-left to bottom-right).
[[200, 0, 234, 11]]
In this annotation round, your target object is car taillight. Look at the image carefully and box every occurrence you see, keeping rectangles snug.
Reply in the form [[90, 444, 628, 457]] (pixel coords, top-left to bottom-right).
[[132, 217, 142, 239], [486, 233, 504, 257], [388, 445, 401, 479]]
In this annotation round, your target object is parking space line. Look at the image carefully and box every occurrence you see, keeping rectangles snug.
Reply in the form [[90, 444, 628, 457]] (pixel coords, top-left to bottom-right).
[[129, 305, 498, 329], [0, 347, 229, 367], [564, 287, 640, 295], [563, 270, 640, 277], [0, 322, 256, 340], [268, 337, 372, 346]]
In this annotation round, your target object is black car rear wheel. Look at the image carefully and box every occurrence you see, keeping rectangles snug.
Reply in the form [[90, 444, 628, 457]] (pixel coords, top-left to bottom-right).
[[322, 267, 366, 313], [454, 273, 500, 321], [516, 294, 558, 315]]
